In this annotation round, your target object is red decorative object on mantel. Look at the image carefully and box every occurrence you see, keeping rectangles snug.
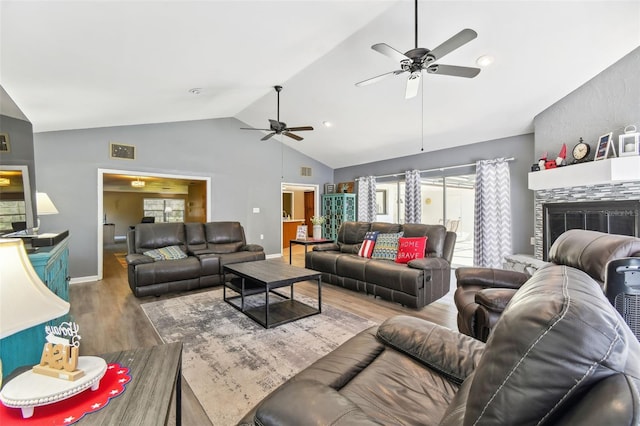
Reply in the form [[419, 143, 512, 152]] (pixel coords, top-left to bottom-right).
[[0, 363, 131, 425]]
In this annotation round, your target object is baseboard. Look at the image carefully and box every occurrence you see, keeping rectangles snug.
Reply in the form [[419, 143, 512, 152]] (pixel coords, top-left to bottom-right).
[[265, 253, 283, 259], [69, 275, 99, 285]]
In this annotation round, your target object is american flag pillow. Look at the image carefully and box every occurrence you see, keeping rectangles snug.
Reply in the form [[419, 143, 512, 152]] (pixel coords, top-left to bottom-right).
[[358, 231, 379, 258]]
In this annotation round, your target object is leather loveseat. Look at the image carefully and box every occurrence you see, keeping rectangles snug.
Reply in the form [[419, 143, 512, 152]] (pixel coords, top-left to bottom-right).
[[239, 252, 640, 425], [126, 221, 264, 297], [455, 229, 640, 342], [305, 221, 456, 308]]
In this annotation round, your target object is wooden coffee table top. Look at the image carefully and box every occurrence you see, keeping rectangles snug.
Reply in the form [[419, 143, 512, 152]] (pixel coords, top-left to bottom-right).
[[224, 259, 320, 287]]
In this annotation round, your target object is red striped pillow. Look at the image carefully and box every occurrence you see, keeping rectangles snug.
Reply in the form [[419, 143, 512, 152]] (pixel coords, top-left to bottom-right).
[[358, 231, 379, 258]]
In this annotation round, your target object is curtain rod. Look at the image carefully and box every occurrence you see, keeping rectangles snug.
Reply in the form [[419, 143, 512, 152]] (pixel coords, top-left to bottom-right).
[[358, 157, 515, 180]]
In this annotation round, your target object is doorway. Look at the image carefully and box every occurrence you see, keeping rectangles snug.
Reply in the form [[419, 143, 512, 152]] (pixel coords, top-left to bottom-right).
[[97, 168, 211, 280], [281, 183, 319, 253]]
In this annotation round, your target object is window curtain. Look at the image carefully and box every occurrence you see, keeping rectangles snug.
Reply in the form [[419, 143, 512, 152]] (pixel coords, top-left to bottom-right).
[[473, 158, 512, 267], [357, 176, 377, 222], [404, 170, 422, 224]]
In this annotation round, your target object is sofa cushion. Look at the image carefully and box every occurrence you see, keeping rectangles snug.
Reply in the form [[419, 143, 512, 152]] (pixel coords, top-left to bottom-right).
[[357, 231, 379, 258], [370, 222, 401, 234], [395, 237, 427, 264], [365, 261, 423, 296], [337, 222, 371, 245], [134, 222, 186, 253], [133, 257, 201, 286], [204, 221, 246, 253], [464, 264, 640, 424], [370, 232, 403, 260], [401, 224, 446, 258], [336, 255, 369, 282], [143, 245, 187, 261], [185, 222, 208, 253]]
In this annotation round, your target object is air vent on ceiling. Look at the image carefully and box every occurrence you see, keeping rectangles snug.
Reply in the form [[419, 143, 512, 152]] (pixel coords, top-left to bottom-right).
[[110, 142, 136, 160], [300, 166, 312, 177]]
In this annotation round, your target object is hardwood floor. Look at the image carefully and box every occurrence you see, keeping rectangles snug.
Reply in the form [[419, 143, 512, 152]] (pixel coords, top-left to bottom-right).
[[70, 243, 459, 425]]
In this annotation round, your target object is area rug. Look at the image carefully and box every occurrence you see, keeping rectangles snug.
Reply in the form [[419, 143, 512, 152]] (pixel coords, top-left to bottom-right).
[[141, 288, 377, 425]]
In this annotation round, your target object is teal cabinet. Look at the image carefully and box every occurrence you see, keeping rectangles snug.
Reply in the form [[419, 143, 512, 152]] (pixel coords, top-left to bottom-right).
[[322, 193, 356, 241], [0, 237, 70, 378]]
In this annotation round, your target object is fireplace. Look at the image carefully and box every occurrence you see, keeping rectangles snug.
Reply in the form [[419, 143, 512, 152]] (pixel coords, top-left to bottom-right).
[[542, 200, 640, 260]]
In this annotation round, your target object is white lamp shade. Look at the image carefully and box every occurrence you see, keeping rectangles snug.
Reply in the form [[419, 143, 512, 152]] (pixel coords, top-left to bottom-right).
[[0, 239, 70, 339], [36, 192, 59, 215]]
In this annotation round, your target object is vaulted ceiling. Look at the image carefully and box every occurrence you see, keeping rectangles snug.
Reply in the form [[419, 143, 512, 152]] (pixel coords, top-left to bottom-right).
[[1, 1, 638, 169]]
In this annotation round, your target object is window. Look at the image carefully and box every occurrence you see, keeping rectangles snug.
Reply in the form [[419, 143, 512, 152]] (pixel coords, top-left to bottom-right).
[[143, 198, 185, 223], [376, 173, 476, 267]]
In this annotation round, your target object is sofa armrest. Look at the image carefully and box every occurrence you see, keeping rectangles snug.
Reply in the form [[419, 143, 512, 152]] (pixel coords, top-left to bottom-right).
[[242, 244, 264, 252], [376, 315, 484, 385], [253, 380, 378, 426], [475, 288, 519, 313], [313, 243, 339, 251], [407, 256, 449, 271], [455, 267, 529, 289], [125, 253, 154, 266]]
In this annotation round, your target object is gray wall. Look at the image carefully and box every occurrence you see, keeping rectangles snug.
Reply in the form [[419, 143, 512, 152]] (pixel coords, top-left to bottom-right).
[[534, 46, 640, 159], [0, 115, 37, 228], [334, 134, 535, 255], [34, 117, 333, 279]]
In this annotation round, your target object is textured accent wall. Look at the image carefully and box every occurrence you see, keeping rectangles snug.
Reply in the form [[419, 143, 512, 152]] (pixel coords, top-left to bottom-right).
[[533, 181, 640, 259]]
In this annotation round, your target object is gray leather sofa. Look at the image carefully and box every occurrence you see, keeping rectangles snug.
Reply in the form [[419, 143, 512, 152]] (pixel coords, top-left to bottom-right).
[[305, 221, 456, 308], [126, 221, 264, 297], [239, 247, 640, 425]]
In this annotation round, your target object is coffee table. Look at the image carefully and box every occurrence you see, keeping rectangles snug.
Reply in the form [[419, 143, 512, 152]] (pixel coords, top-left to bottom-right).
[[223, 260, 322, 328]]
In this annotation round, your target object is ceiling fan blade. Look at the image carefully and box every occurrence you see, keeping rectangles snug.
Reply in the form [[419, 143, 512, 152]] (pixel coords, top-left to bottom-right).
[[371, 43, 410, 63], [240, 127, 271, 131], [286, 126, 313, 132], [426, 64, 480, 78], [405, 71, 421, 99], [427, 29, 478, 62], [283, 132, 303, 141], [261, 132, 276, 141], [356, 69, 406, 87]]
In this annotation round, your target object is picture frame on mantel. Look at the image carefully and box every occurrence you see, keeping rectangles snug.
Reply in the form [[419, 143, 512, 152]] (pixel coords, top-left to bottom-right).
[[618, 129, 640, 157], [594, 132, 615, 161]]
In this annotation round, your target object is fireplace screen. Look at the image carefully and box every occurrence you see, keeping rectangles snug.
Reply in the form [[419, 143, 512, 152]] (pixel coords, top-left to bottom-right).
[[543, 200, 640, 260]]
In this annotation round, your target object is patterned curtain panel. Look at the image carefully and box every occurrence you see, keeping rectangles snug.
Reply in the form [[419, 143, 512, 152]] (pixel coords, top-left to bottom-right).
[[474, 158, 512, 267], [357, 176, 377, 221], [404, 170, 422, 224]]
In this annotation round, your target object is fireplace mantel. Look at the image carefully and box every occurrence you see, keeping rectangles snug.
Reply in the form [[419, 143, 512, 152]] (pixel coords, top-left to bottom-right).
[[528, 156, 640, 191]]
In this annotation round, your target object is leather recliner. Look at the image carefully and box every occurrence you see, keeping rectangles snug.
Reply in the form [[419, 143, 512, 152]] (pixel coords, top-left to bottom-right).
[[454, 229, 640, 342], [239, 258, 640, 425]]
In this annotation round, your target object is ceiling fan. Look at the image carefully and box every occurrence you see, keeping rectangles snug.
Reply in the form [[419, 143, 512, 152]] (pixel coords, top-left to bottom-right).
[[355, 0, 480, 99], [241, 85, 314, 141]]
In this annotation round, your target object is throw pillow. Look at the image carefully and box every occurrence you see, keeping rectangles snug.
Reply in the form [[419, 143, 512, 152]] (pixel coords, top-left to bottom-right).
[[395, 237, 428, 264], [143, 245, 187, 261], [370, 232, 404, 260], [357, 231, 379, 258]]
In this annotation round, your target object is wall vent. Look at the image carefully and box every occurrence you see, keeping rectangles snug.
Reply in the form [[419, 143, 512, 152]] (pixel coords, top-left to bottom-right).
[[110, 142, 136, 160], [300, 166, 312, 177]]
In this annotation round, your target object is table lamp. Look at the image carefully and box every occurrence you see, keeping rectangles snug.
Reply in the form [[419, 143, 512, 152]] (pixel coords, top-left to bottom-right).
[[34, 192, 59, 232], [0, 238, 70, 377]]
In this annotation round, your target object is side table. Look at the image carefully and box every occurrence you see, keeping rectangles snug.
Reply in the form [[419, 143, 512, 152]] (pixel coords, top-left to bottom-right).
[[289, 238, 334, 264]]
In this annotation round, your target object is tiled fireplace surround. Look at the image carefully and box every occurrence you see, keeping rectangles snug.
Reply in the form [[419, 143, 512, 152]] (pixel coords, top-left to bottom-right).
[[533, 181, 640, 259]]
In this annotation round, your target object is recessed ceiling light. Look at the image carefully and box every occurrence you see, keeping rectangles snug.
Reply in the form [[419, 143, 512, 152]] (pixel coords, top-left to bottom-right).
[[323, 121, 333, 127], [188, 88, 202, 95], [476, 55, 494, 67]]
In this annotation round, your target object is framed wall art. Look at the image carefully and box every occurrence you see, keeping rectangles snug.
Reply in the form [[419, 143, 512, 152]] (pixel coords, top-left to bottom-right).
[[594, 132, 615, 161], [618, 126, 639, 157], [0, 133, 10, 152]]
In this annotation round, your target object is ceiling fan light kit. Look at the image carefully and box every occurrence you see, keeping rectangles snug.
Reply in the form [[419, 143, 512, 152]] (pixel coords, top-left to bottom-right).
[[356, 0, 480, 99], [241, 86, 314, 141]]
